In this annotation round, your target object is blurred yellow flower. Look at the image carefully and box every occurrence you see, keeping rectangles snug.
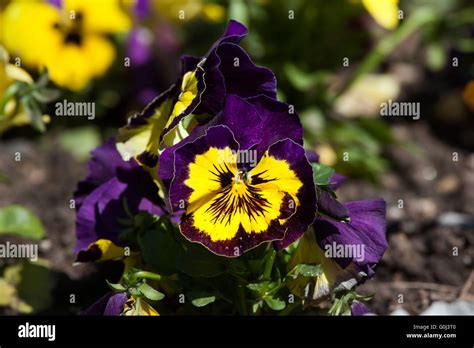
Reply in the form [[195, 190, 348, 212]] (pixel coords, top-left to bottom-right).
[[151, 0, 225, 23], [362, 0, 399, 30], [0, 45, 42, 134], [1, 0, 131, 91], [201, 3, 226, 23]]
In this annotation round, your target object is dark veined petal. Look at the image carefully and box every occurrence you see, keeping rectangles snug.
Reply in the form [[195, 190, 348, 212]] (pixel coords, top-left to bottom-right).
[[169, 125, 315, 257]]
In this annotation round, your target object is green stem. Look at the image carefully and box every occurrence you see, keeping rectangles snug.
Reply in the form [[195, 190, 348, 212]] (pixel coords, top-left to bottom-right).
[[236, 284, 248, 316], [262, 251, 276, 280], [334, 7, 439, 100]]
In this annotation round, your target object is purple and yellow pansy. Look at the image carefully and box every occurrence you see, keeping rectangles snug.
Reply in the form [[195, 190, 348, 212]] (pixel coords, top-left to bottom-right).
[[167, 95, 316, 256]]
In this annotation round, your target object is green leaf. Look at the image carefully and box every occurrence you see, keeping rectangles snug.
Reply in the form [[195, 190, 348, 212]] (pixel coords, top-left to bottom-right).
[[312, 163, 335, 186], [189, 292, 216, 307], [247, 281, 271, 293], [138, 282, 165, 301], [264, 296, 286, 311], [17, 261, 54, 313], [247, 280, 280, 297], [288, 264, 322, 279], [32, 88, 60, 103], [0, 205, 45, 240], [137, 219, 184, 275], [58, 127, 101, 161], [35, 70, 49, 88], [252, 302, 262, 314], [176, 245, 227, 278], [22, 97, 45, 132], [106, 280, 126, 292]]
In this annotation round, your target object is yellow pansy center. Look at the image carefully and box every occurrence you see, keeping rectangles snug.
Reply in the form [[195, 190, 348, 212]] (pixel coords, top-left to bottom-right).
[[53, 11, 84, 45], [184, 147, 303, 242]]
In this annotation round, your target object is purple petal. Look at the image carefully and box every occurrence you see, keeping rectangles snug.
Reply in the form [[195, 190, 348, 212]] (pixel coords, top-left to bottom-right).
[[81, 292, 128, 316], [181, 55, 201, 75], [351, 301, 373, 316], [134, 0, 150, 19], [104, 292, 129, 316], [247, 95, 303, 158], [127, 28, 153, 66], [214, 43, 277, 99], [74, 138, 134, 210], [314, 199, 387, 277], [329, 173, 347, 190], [305, 150, 320, 164], [317, 188, 349, 221]]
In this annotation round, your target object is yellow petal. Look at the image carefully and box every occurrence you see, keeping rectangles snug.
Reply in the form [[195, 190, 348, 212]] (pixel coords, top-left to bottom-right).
[[201, 3, 226, 23], [65, 0, 131, 33], [362, 0, 399, 30], [46, 35, 115, 91], [1, 1, 61, 68]]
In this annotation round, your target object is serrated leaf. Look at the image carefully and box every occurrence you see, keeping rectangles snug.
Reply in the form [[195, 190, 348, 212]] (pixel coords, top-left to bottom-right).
[[138, 282, 165, 301], [0, 205, 45, 240]]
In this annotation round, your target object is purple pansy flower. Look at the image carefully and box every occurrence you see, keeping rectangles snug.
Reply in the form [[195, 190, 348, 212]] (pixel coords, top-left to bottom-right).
[[116, 20, 276, 170], [307, 203, 386, 299], [167, 95, 316, 257], [74, 138, 166, 262]]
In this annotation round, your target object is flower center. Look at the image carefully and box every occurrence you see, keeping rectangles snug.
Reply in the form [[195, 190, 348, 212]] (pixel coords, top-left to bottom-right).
[[234, 170, 250, 185], [53, 11, 84, 46]]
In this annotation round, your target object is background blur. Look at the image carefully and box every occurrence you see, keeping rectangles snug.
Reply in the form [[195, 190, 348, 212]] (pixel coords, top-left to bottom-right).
[[0, 0, 473, 315]]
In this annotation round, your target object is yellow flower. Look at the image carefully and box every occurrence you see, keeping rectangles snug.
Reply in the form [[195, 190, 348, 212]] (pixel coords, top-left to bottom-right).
[[1, 0, 131, 91], [131, 0, 225, 23], [0, 45, 42, 134], [362, 0, 399, 30]]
